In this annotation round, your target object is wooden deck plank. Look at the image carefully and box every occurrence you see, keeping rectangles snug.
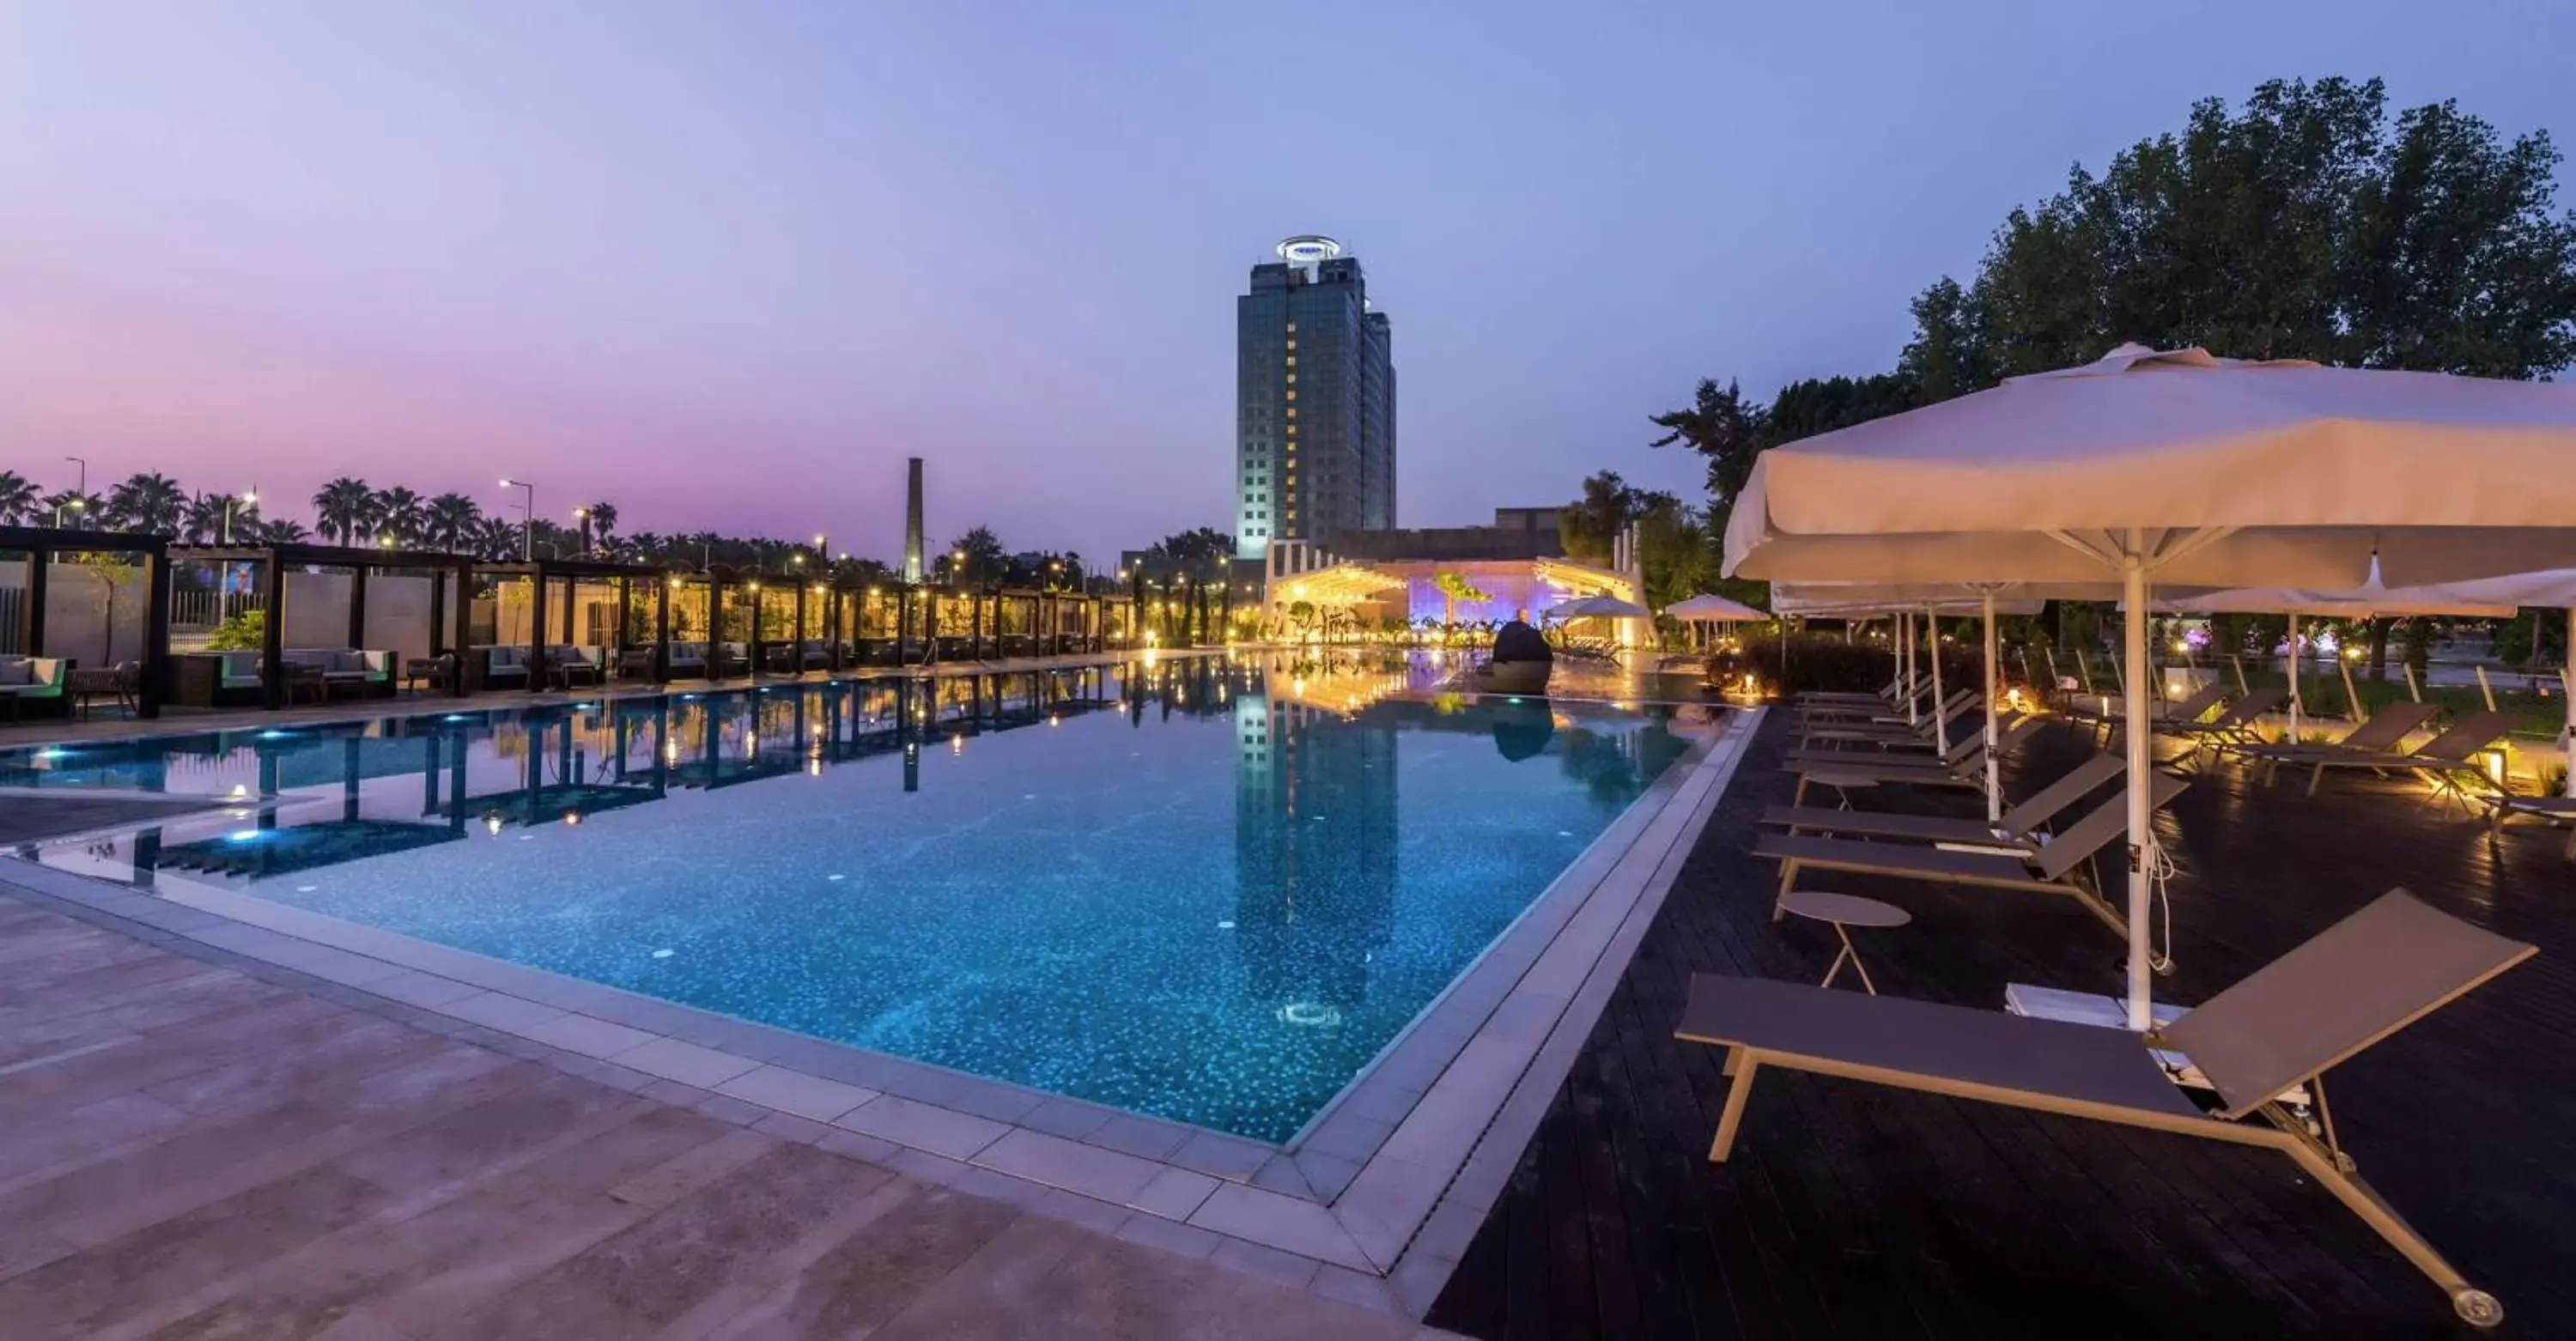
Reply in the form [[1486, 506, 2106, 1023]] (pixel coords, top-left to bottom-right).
[[1430, 709, 2576, 1338]]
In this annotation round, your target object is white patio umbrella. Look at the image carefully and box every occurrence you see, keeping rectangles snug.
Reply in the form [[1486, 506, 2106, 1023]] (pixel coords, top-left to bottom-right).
[[1665, 593, 1770, 622], [1726, 344, 2576, 1029], [1546, 594, 1651, 619]]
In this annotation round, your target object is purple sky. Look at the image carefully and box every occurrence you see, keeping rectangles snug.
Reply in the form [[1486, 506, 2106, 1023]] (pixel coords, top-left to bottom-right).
[[5, 2, 2570, 562]]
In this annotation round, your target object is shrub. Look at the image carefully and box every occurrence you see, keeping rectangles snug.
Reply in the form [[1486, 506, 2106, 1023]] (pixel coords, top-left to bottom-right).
[[206, 609, 265, 652]]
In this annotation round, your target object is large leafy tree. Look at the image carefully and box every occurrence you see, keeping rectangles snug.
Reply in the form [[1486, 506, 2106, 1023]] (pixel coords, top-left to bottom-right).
[[943, 525, 1005, 581], [1149, 527, 1234, 562], [1905, 76, 2576, 383], [1557, 470, 1676, 566]]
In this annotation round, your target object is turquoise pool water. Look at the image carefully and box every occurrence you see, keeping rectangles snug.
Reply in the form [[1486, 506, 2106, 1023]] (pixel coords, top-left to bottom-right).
[[5, 658, 1692, 1140]]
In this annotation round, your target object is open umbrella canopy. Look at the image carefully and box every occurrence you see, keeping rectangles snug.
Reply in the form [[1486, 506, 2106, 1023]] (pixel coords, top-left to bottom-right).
[[1664, 593, 1769, 622], [1770, 581, 2052, 617], [1723, 344, 2576, 588], [1721, 344, 2576, 1033], [2147, 567, 2576, 619], [1546, 594, 1650, 619]]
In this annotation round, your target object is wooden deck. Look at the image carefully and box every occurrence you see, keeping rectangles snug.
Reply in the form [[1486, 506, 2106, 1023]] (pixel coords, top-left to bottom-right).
[[1428, 708, 2576, 1338]]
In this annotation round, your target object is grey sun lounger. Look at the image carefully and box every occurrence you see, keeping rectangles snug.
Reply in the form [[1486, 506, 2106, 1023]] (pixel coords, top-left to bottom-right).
[[2161, 688, 2286, 758], [1795, 683, 1952, 725], [1761, 753, 2127, 851], [2290, 710, 2518, 801], [1756, 773, 2188, 936], [2063, 680, 2229, 729], [2485, 794, 2576, 860], [2227, 701, 2440, 774], [1675, 889, 2535, 1327], [1796, 692, 1979, 746]]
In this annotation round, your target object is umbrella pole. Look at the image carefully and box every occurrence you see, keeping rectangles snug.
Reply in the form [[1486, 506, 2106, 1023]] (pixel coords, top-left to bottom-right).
[[1982, 591, 2001, 823], [2123, 557, 2153, 1031], [1978, 592, 1999, 818], [1927, 607, 1947, 756], [1899, 612, 1914, 722], [2287, 611, 2302, 746]]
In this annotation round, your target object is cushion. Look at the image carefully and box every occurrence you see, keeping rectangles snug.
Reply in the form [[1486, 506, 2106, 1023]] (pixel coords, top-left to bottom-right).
[[333, 650, 366, 673], [0, 660, 28, 686]]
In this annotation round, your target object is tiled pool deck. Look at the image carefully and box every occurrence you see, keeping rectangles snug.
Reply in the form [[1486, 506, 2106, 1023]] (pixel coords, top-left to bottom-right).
[[0, 698, 1758, 1320]]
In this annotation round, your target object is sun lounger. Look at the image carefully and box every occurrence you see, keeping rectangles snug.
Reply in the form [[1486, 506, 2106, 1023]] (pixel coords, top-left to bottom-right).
[[2291, 710, 2517, 801], [1797, 693, 1982, 748], [1761, 753, 2127, 851], [2227, 701, 2440, 774], [2484, 794, 2576, 860], [1674, 889, 2533, 1326], [1755, 774, 2186, 936], [2160, 688, 2283, 745], [2063, 679, 2229, 730]]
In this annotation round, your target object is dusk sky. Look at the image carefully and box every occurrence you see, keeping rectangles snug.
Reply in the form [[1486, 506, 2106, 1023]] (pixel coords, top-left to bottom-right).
[[5, 2, 2570, 563]]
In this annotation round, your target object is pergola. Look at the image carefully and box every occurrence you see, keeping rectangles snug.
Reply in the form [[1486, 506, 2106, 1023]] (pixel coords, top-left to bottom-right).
[[472, 556, 674, 687], [173, 542, 471, 710], [1, 525, 174, 719]]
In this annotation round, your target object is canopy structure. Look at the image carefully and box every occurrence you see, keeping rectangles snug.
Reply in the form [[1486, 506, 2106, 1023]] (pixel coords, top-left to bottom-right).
[[1666, 593, 1769, 622], [1723, 344, 2576, 1029]]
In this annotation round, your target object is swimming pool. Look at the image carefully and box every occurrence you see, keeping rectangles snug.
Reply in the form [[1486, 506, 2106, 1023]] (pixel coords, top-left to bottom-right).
[[4, 658, 1693, 1141]]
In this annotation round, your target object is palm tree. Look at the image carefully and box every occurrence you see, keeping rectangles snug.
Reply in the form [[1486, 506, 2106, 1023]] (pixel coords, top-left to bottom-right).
[[583, 500, 618, 547], [105, 472, 188, 536], [312, 477, 374, 545], [180, 492, 228, 543], [422, 493, 482, 552], [0, 470, 39, 525], [471, 516, 521, 560], [257, 518, 311, 543], [372, 487, 426, 546]]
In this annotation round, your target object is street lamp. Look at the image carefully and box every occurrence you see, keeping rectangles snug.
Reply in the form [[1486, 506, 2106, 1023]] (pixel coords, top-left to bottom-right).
[[222, 488, 257, 544], [57, 455, 87, 527], [498, 479, 535, 561], [573, 507, 591, 556]]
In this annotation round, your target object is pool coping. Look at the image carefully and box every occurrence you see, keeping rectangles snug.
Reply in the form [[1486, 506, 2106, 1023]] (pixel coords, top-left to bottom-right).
[[0, 701, 1762, 1316]]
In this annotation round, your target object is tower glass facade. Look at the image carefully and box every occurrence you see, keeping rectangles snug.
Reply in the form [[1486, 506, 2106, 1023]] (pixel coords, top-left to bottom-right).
[[1236, 237, 1395, 560]]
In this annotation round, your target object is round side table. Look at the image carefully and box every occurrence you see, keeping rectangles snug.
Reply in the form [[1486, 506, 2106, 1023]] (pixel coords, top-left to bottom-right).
[[1776, 890, 1911, 994]]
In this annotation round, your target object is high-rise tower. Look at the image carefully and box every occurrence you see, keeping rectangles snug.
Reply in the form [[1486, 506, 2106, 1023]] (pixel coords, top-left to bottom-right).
[[1236, 235, 1396, 560]]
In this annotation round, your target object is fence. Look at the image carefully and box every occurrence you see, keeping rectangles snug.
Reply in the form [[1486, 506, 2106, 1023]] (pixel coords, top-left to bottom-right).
[[171, 587, 264, 631]]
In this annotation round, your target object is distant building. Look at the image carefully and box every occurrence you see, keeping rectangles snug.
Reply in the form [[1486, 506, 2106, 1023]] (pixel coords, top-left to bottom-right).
[[1236, 235, 1395, 560]]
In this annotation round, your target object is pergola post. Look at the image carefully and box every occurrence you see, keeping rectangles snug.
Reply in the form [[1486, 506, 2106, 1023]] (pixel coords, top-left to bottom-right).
[[428, 563, 447, 665], [828, 590, 846, 672], [530, 567, 551, 694], [922, 587, 939, 664], [653, 577, 673, 683], [970, 591, 985, 662], [25, 552, 48, 657], [616, 577, 633, 678], [260, 554, 287, 710], [793, 581, 808, 677], [449, 561, 471, 696], [138, 543, 169, 718], [708, 576, 728, 677], [748, 581, 769, 678], [348, 563, 368, 652]]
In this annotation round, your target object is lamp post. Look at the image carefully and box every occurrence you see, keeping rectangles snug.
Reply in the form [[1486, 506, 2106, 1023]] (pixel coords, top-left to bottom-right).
[[499, 479, 535, 561], [222, 488, 257, 545], [57, 455, 87, 527]]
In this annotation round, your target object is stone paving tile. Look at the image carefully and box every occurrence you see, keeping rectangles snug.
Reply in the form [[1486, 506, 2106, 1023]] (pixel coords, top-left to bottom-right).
[[1129, 1165, 1220, 1221], [1187, 1184, 1372, 1271], [973, 1128, 1165, 1204], [714, 1064, 878, 1123], [1209, 1236, 1323, 1290], [434, 991, 568, 1035], [1115, 1211, 1223, 1260], [835, 1095, 1009, 1161], [515, 1011, 659, 1061], [610, 1036, 762, 1089]]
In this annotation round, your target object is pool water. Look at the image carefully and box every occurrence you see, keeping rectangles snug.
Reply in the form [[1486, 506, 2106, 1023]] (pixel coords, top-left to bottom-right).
[[6, 658, 1692, 1141]]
